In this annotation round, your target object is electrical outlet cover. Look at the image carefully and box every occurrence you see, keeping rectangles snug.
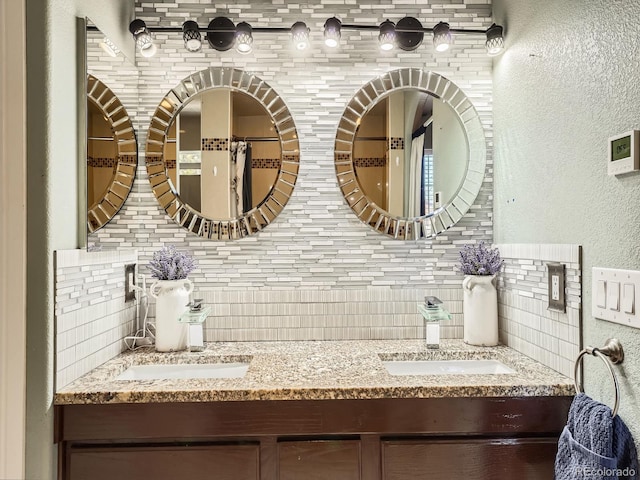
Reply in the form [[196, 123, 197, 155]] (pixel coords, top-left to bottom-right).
[[125, 263, 136, 302], [547, 262, 566, 312]]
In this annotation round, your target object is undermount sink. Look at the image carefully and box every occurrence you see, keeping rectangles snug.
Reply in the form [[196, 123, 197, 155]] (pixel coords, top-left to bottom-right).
[[115, 363, 250, 381], [382, 359, 516, 376]]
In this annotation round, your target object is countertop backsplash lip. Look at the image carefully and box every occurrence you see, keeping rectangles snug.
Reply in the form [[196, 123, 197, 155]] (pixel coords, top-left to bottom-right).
[[55, 339, 575, 405]]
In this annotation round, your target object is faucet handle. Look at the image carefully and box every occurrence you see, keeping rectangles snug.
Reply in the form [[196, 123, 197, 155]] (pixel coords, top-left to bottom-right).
[[186, 298, 203, 311], [424, 296, 443, 308]]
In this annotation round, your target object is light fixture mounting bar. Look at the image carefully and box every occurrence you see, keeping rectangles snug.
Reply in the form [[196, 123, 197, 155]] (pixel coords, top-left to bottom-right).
[[341, 24, 487, 35], [145, 26, 295, 34], [141, 24, 491, 36]]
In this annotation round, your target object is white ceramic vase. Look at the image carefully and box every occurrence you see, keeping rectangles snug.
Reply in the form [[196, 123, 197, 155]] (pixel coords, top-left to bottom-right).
[[149, 278, 193, 352], [462, 274, 498, 346]]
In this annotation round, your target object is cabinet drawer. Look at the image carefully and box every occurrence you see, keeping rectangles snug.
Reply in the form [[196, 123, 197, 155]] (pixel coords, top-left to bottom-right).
[[68, 444, 259, 480], [278, 440, 361, 480], [382, 437, 558, 480]]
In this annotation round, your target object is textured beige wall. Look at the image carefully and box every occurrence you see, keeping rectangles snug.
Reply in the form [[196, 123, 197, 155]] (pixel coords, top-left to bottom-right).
[[493, 0, 640, 444], [0, 0, 27, 477], [24, 1, 134, 478]]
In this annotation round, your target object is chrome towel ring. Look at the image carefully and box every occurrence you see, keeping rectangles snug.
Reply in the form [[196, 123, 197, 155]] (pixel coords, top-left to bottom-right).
[[573, 338, 624, 417]]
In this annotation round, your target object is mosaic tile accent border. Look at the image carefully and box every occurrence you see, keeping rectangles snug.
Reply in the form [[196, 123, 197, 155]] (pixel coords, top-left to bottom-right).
[[495, 244, 582, 377], [202, 138, 229, 151], [252, 158, 281, 169], [354, 157, 387, 168], [54, 249, 137, 390], [165, 159, 176, 169], [282, 154, 300, 163], [87, 157, 117, 168], [389, 137, 405, 150], [336, 153, 351, 162], [120, 154, 138, 165]]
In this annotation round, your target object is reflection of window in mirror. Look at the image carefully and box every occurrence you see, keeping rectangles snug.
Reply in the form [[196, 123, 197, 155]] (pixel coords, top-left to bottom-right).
[[353, 89, 467, 219]]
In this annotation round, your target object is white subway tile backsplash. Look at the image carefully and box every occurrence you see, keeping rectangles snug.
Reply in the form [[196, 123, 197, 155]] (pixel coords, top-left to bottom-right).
[[54, 249, 137, 389], [497, 244, 582, 376]]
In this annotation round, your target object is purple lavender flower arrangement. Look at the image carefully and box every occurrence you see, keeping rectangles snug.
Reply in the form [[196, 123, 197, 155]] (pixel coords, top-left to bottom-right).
[[458, 242, 503, 276], [148, 245, 197, 280]]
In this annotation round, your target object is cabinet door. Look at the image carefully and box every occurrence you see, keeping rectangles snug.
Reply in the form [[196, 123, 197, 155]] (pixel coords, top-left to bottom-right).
[[382, 438, 558, 480], [68, 444, 259, 480], [278, 440, 361, 480]]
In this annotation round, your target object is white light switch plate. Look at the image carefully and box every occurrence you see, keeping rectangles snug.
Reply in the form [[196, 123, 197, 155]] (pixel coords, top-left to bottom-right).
[[592, 267, 640, 329]]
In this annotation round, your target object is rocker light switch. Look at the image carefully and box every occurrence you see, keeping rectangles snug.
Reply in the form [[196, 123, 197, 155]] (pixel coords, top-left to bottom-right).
[[608, 281, 620, 311], [592, 267, 640, 329], [596, 280, 607, 309], [622, 283, 635, 314]]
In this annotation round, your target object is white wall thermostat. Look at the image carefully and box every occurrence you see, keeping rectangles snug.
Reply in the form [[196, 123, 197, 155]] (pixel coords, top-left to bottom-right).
[[608, 130, 639, 175]]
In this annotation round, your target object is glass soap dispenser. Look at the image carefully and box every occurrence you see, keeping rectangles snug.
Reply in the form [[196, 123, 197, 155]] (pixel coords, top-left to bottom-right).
[[417, 296, 452, 349]]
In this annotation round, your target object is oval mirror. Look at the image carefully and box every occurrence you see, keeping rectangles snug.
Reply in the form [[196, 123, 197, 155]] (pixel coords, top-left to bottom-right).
[[335, 69, 486, 240], [146, 67, 300, 240], [87, 75, 137, 232]]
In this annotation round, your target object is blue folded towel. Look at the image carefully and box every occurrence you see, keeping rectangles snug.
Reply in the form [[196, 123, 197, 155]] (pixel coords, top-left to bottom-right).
[[555, 393, 638, 479]]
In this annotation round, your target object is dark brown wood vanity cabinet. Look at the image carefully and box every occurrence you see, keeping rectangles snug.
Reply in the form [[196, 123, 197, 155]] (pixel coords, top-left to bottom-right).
[[55, 397, 571, 480]]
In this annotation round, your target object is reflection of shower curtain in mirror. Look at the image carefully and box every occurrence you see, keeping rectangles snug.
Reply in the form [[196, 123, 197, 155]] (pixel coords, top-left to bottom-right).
[[243, 144, 252, 213], [230, 141, 253, 217]]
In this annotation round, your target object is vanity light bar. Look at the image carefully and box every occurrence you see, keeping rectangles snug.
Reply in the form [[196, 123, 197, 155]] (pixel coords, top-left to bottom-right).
[[126, 17, 505, 57]]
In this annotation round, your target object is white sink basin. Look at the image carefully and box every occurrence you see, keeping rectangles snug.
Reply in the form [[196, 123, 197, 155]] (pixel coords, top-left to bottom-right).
[[383, 359, 516, 376], [115, 363, 250, 381]]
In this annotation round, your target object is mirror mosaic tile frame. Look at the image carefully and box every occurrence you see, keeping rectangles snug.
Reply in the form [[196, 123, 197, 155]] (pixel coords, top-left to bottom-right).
[[335, 68, 486, 240], [86, 74, 137, 233], [146, 67, 300, 241]]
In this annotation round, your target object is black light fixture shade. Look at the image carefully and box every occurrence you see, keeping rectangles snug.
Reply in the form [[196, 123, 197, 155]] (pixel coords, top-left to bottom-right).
[[378, 19, 396, 51], [129, 19, 157, 58], [324, 17, 341, 48], [396, 17, 423, 51], [207, 17, 236, 51], [485, 23, 504, 56], [433, 21, 452, 52], [291, 21, 310, 50], [235, 22, 253, 54], [182, 20, 202, 52]]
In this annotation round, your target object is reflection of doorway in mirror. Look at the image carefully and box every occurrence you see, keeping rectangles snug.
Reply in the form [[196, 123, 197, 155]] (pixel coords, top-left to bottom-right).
[[353, 99, 387, 209], [171, 88, 282, 221], [353, 89, 468, 219], [232, 91, 281, 212]]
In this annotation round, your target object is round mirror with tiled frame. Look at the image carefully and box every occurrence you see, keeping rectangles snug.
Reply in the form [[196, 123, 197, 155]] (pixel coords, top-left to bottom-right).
[[334, 68, 486, 240], [86, 75, 137, 233], [146, 67, 300, 240]]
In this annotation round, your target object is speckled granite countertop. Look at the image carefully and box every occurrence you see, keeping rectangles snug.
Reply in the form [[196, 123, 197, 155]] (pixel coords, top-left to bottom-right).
[[55, 340, 575, 405]]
